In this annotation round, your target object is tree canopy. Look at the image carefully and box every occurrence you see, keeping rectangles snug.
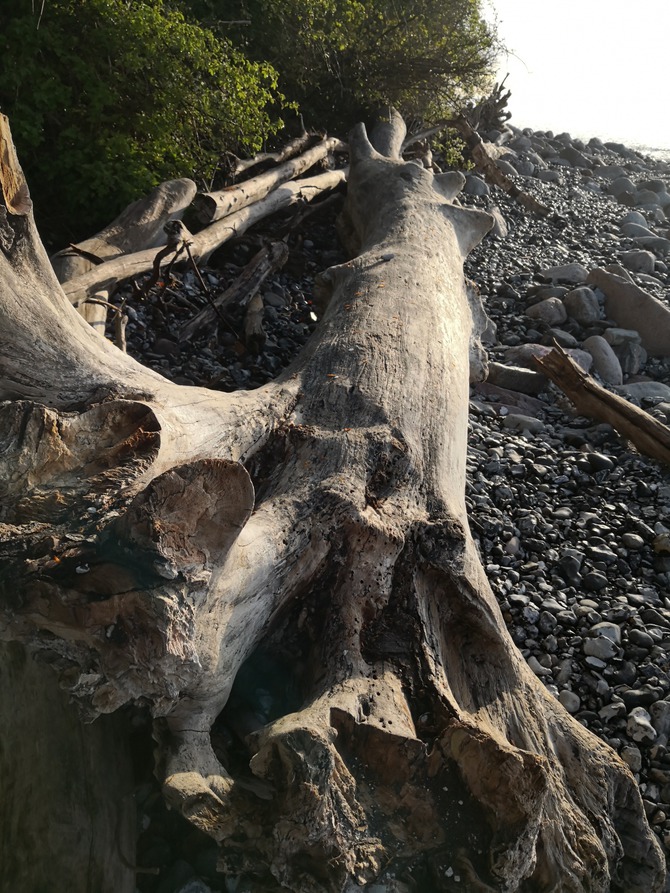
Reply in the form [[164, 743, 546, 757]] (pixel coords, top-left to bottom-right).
[[1, 0, 497, 245], [0, 0, 287, 245], [191, 0, 497, 128]]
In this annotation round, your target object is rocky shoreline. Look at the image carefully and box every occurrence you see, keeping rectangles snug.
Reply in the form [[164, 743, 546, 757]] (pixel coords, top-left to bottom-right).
[[461, 126, 670, 869], [115, 124, 670, 891]]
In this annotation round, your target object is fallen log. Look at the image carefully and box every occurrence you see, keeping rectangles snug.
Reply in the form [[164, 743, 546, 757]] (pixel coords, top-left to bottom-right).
[[62, 168, 346, 310], [192, 136, 346, 225], [533, 342, 670, 465]]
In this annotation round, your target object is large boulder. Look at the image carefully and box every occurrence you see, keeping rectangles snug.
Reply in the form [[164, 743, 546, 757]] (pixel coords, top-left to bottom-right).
[[588, 267, 670, 357]]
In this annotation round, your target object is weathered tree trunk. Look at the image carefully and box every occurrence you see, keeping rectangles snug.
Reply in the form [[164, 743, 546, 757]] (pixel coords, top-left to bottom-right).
[[0, 643, 136, 893], [0, 111, 665, 893]]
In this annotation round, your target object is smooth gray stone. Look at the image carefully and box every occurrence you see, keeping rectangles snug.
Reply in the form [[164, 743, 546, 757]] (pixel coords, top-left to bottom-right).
[[584, 636, 618, 660], [616, 381, 670, 402], [558, 690, 581, 713], [564, 286, 601, 324], [513, 159, 536, 176], [504, 343, 592, 372], [593, 163, 626, 180], [536, 169, 562, 183], [621, 744, 643, 772], [640, 178, 666, 193], [464, 174, 489, 196], [619, 250, 656, 274], [526, 297, 567, 325], [621, 221, 656, 238], [603, 327, 642, 346], [622, 533, 645, 550], [541, 262, 590, 284], [501, 413, 545, 434], [486, 361, 547, 395], [582, 335, 623, 385], [621, 210, 648, 227], [650, 701, 670, 745], [636, 189, 662, 206], [632, 235, 670, 256], [609, 176, 637, 198], [590, 621, 622, 644], [496, 158, 519, 177], [560, 145, 592, 168]]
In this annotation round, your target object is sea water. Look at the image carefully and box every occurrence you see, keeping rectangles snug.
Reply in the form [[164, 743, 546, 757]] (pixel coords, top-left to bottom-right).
[[630, 145, 670, 166]]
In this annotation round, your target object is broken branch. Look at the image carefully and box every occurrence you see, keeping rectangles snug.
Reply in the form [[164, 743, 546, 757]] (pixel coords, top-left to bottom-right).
[[533, 343, 670, 465]]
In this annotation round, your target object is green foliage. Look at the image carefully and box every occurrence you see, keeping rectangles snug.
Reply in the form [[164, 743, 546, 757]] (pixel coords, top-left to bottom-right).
[[0, 0, 498, 244], [200, 0, 499, 131], [434, 132, 473, 171], [0, 0, 288, 245]]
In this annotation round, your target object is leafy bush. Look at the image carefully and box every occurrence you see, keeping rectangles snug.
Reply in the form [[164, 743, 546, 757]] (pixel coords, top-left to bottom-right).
[[202, 0, 498, 131], [0, 0, 288, 246]]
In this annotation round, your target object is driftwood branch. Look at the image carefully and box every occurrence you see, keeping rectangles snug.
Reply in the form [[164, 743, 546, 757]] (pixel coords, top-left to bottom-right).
[[452, 115, 551, 217], [464, 77, 512, 132], [179, 240, 288, 342], [51, 178, 196, 331], [533, 343, 670, 464], [400, 83, 548, 220], [230, 127, 314, 177]]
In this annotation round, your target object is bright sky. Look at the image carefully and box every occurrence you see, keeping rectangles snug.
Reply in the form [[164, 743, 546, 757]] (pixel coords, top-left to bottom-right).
[[485, 0, 670, 151]]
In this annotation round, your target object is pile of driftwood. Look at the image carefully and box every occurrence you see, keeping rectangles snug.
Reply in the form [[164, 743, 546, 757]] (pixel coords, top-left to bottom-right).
[[50, 88, 549, 356], [51, 133, 348, 347], [48, 113, 670, 472]]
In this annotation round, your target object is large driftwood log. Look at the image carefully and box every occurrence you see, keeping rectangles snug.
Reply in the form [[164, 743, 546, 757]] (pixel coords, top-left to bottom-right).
[[192, 136, 346, 224], [0, 111, 665, 892]]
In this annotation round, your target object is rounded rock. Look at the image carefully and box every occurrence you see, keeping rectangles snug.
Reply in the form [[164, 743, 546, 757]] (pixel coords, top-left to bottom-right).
[[526, 297, 568, 326], [564, 287, 601, 325], [620, 744, 643, 772], [582, 335, 623, 385], [583, 636, 617, 661], [627, 706, 657, 743], [558, 690, 581, 714]]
